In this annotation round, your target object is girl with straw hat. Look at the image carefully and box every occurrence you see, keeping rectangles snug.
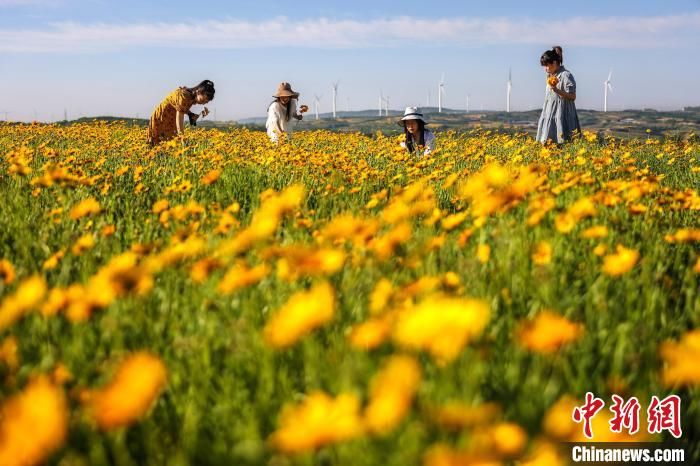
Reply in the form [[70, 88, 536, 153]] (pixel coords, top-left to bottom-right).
[[398, 107, 435, 156], [266, 82, 308, 143]]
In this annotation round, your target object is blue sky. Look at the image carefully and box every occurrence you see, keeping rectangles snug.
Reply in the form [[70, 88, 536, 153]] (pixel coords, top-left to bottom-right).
[[1, 0, 699, 121]]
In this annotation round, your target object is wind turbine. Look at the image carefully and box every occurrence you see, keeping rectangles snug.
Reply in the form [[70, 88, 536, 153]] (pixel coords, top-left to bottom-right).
[[438, 74, 445, 113], [332, 81, 339, 119], [604, 70, 613, 112], [466, 94, 470, 113], [346, 97, 350, 113], [506, 68, 512, 113], [427, 90, 431, 108], [382, 95, 390, 116], [314, 94, 322, 120], [378, 90, 384, 117], [0, 111, 9, 121]]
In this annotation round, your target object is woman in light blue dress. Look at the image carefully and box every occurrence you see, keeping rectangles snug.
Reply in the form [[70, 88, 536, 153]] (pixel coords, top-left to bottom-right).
[[536, 46, 581, 144]]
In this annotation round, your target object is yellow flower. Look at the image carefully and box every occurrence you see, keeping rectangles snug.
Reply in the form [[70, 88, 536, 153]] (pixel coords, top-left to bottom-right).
[[369, 278, 393, 315], [263, 282, 335, 348], [364, 355, 421, 434], [542, 396, 579, 440], [554, 213, 576, 233], [88, 352, 167, 430], [428, 401, 501, 430], [0, 336, 19, 370], [602, 245, 639, 276], [547, 75, 559, 87], [423, 443, 502, 466], [441, 212, 468, 231], [190, 257, 223, 283], [371, 222, 412, 260], [0, 275, 47, 330], [43, 250, 65, 270], [201, 168, 221, 185], [660, 329, 700, 387], [0, 376, 68, 466], [580, 225, 609, 239], [490, 422, 528, 457], [0, 259, 15, 284], [476, 244, 491, 264], [443, 271, 461, 289], [531, 241, 552, 265], [568, 197, 597, 220], [269, 391, 363, 453], [275, 246, 345, 281], [517, 311, 583, 354], [592, 244, 607, 256], [151, 199, 169, 214], [349, 316, 393, 350], [217, 263, 269, 294], [71, 233, 95, 255], [519, 440, 568, 466], [69, 197, 101, 220], [393, 295, 490, 363]]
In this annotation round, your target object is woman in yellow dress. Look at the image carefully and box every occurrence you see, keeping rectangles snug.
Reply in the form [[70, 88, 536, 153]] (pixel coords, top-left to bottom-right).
[[147, 80, 215, 145]]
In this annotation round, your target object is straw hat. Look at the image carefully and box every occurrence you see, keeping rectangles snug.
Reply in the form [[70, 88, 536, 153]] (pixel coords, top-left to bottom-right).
[[273, 82, 300, 98], [398, 107, 427, 126]]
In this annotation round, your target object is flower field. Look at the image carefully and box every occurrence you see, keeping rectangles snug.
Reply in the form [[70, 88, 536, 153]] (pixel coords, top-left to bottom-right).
[[0, 121, 699, 465]]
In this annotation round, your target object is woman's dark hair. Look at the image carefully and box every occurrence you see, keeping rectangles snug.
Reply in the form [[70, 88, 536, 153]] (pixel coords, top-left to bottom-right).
[[189, 80, 215, 100], [404, 119, 425, 153], [540, 46, 563, 65]]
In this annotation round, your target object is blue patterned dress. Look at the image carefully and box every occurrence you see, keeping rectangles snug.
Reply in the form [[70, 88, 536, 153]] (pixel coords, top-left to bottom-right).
[[536, 66, 581, 144]]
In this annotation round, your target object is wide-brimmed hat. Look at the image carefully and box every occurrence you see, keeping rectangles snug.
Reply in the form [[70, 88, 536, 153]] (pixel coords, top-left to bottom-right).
[[398, 107, 427, 126], [273, 82, 300, 98]]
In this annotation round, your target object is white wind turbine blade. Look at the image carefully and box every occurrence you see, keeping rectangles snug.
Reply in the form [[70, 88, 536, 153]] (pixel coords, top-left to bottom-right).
[[607, 70, 613, 82]]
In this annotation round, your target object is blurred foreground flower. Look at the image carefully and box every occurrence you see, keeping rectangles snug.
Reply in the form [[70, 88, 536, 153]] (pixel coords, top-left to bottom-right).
[[270, 391, 363, 453], [517, 311, 583, 354], [393, 296, 490, 363], [660, 329, 700, 387], [602, 245, 639, 276], [0, 275, 47, 330], [0, 376, 68, 466], [87, 352, 167, 430], [364, 355, 421, 434], [263, 281, 335, 348]]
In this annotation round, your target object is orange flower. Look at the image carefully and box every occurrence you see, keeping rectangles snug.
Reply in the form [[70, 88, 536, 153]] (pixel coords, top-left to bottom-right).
[[476, 244, 491, 264], [88, 352, 167, 430], [547, 75, 559, 87], [531, 241, 552, 265], [393, 295, 490, 363], [217, 263, 269, 294], [269, 391, 363, 453], [602, 245, 639, 276], [660, 329, 700, 387], [201, 169, 221, 185], [0, 259, 15, 284], [0, 275, 47, 330], [517, 311, 583, 353], [69, 197, 101, 220], [364, 355, 421, 433], [349, 316, 393, 350], [0, 376, 68, 466], [263, 282, 335, 348]]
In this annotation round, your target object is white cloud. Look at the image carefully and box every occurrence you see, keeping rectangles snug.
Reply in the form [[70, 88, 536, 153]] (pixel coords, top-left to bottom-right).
[[0, 13, 699, 53]]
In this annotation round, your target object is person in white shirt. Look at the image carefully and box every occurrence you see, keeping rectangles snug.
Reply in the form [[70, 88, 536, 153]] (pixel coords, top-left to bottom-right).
[[266, 82, 307, 143], [398, 107, 435, 156]]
